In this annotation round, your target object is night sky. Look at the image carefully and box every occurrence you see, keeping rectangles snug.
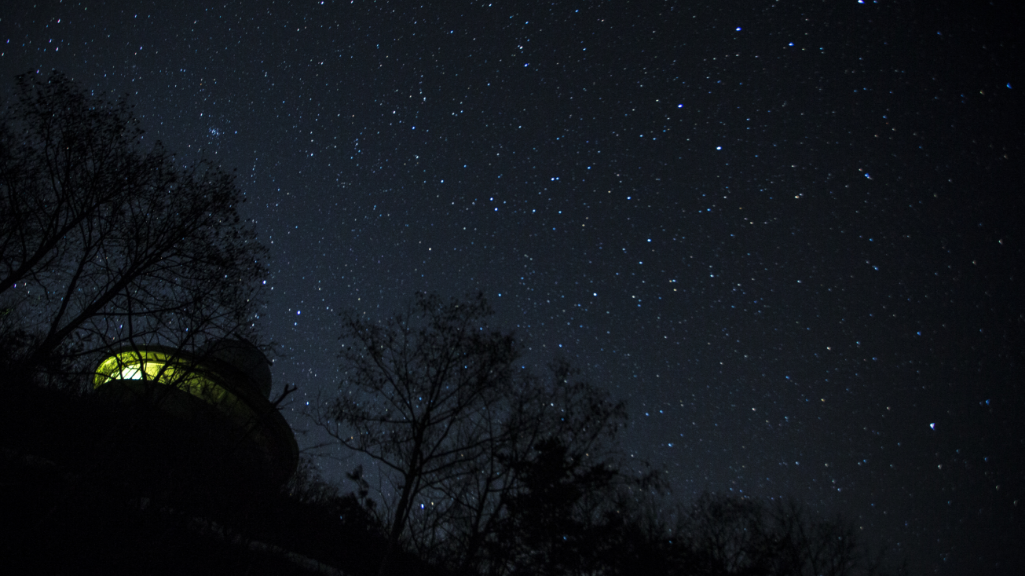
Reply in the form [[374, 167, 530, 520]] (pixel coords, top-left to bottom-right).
[[3, 1, 1023, 573]]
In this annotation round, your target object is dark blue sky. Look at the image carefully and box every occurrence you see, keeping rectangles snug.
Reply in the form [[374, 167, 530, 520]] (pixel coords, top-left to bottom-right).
[[3, 1, 1022, 573]]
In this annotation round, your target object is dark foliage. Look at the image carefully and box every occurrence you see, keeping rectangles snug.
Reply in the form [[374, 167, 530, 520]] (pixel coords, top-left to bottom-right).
[[489, 437, 618, 576], [582, 492, 905, 576]]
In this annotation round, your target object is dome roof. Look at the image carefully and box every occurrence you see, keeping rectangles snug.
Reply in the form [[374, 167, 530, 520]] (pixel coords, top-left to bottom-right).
[[204, 338, 273, 399]]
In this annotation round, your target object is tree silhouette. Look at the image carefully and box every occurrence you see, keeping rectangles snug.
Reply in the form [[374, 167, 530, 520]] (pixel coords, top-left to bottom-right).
[[466, 361, 631, 576], [0, 71, 266, 376], [316, 293, 632, 576], [606, 493, 903, 576], [488, 437, 616, 576], [316, 293, 521, 574]]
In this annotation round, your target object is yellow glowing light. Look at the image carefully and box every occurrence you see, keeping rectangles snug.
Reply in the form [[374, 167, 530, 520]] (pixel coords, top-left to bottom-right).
[[94, 349, 231, 407]]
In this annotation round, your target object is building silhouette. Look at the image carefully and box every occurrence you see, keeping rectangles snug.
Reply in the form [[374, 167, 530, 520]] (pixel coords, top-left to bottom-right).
[[93, 338, 298, 488]]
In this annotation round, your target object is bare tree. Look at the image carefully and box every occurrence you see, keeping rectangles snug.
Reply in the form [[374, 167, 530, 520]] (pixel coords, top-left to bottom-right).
[[316, 292, 633, 576], [316, 293, 521, 573], [0, 71, 266, 375]]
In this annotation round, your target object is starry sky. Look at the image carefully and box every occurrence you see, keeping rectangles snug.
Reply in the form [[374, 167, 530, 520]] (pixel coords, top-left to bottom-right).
[[2, 1, 1023, 573]]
